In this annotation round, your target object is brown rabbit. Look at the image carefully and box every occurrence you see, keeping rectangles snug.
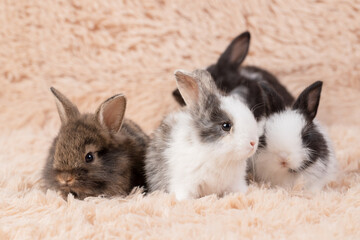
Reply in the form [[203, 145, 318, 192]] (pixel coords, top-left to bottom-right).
[[42, 87, 148, 200]]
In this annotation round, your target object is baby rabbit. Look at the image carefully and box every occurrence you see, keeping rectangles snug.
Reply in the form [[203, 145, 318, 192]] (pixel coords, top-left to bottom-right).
[[146, 69, 260, 200], [172, 31, 294, 119], [43, 88, 149, 200], [248, 81, 337, 192]]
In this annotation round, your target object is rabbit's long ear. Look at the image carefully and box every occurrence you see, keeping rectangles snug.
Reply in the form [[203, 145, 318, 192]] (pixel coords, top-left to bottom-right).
[[96, 94, 126, 133], [50, 87, 80, 125], [217, 31, 251, 69], [292, 81, 323, 122], [174, 69, 216, 107]]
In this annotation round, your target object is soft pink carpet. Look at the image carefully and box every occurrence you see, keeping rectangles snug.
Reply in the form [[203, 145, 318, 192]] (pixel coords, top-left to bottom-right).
[[1, 0, 360, 239]]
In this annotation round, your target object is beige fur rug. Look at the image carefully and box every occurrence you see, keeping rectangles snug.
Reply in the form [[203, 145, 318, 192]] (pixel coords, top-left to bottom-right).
[[1, 0, 360, 239]]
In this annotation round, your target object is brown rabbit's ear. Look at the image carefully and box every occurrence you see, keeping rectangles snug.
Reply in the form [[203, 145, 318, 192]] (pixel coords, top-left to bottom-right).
[[96, 94, 126, 133], [174, 69, 216, 107], [50, 87, 80, 125]]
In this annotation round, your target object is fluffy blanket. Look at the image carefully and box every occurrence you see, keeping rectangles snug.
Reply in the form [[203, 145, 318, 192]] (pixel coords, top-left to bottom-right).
[[1, 0, 359, 239]]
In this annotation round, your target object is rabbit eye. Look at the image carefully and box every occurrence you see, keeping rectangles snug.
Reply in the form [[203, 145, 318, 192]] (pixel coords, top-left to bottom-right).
[[221, 122, 232, 131], [85, 152, 94, 163]]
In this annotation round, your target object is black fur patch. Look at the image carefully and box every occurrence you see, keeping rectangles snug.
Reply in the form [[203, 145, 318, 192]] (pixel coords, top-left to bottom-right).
[[258, 82, 287, 116], [298, 122, 329, 172], [258, 135, 267, 149], [244, 66, 294, 106]]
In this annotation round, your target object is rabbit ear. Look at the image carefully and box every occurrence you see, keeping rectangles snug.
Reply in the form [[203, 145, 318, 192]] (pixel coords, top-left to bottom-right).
[[174, 69, 216, 107], [96, 94, 126, 133], [292, 81, 323, 121], [217, 31, 250, 69], [259, 82, 286, 116], [50, 87, 80, 125]]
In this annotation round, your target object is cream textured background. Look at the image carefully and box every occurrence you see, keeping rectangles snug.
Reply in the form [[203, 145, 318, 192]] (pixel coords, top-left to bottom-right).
[[0, 0, 360, 239]]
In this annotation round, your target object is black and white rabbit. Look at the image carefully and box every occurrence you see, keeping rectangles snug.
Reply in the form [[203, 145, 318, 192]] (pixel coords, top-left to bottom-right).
[[146, 69, 260, 200], [248, 81, 337, 192], [172, 31, 294, 119]]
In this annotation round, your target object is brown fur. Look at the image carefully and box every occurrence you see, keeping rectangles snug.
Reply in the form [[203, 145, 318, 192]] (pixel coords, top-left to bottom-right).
[[43, 88, 148, 200]]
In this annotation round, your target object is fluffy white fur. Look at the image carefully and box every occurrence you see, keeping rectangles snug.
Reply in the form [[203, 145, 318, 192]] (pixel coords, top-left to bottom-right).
[[251, 110, 337, 192], [165, 95, 258, 200]]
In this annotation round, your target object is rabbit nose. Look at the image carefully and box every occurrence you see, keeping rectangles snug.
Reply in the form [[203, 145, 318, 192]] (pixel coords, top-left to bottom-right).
[[278, 152, 289, 167], [250, 141, 256, 147], [58, 173, 75, 185], [280, 161, 288, 168]]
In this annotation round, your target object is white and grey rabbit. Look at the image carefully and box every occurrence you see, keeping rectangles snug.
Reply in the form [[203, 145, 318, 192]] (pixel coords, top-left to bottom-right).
[[172, 31, 294, 119], [248, 81, 338, 192], [146, 69, 260, 200]]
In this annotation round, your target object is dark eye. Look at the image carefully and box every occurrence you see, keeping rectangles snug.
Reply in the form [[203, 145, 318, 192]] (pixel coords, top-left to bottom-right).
[[85, 152, 94, 163], [221, 122, 232, 131]]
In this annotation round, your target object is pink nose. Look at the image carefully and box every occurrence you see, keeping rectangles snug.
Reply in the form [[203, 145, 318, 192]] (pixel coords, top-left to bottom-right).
[[58, 173, 75, 185], [250, 141, 256, 147]]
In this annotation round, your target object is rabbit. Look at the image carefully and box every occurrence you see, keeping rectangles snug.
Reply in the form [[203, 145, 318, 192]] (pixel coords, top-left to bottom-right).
[[172, 31, 294, 119], [42, 87, 149, 200], [247, 81, 338, 192], [145, 69, 261, 200]]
